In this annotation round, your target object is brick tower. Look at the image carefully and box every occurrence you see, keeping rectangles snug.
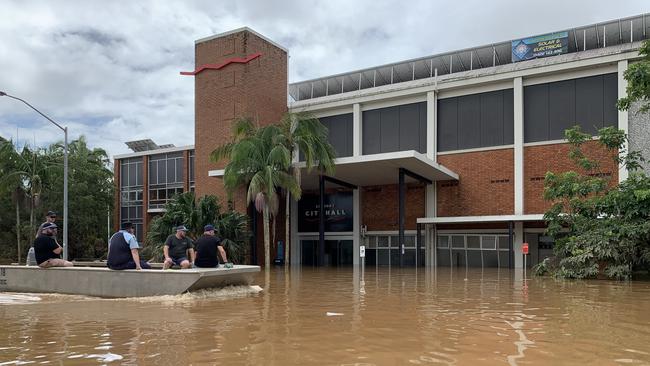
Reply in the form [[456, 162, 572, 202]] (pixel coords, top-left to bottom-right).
[[188, 28, 288, 210]]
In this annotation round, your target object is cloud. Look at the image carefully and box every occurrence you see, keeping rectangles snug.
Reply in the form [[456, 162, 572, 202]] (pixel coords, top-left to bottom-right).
[[0, 0, 647, 157]]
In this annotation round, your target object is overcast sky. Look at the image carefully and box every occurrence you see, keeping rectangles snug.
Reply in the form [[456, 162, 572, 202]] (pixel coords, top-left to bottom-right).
[[0, 0, 648, 158]]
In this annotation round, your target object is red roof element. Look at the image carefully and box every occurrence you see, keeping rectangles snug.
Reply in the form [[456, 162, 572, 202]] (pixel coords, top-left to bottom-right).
[[180, 53, 262, 76]]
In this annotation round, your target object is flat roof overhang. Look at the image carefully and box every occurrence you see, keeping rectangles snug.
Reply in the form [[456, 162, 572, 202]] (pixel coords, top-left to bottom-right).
[[298, 151, 458, 189], [417, 214, 545, 224], [208, 150, 458, 189]]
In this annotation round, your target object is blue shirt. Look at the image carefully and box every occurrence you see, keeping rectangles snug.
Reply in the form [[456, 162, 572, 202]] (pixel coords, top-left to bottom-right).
[[109, 230, 140, 249], [121, 230, 140, 249]]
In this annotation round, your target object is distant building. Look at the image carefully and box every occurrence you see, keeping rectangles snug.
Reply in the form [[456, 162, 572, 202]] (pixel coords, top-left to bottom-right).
[[114, 13, 650, 268]]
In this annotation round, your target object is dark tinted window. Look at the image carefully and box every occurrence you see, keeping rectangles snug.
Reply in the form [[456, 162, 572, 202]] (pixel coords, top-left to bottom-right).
[[318, 114, 353, 158], [362, 102, 427, 154], [437, 89, 514, 152], [524, 73, 618, 142]]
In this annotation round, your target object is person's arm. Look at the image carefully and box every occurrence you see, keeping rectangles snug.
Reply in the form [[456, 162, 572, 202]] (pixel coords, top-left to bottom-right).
[[188, 248, 196, 263], [218, 246, 228, 263], [53, 245, 63, 255], [163, 236, 172, 260], [130, 249, 142, 270]]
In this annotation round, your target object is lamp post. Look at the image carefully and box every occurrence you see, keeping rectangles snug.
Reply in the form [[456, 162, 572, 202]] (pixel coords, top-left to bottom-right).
[[0, 91, 69, 261]]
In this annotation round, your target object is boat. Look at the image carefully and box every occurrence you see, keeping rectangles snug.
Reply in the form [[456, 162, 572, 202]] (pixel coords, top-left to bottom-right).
[[0, 265, 260, 298]]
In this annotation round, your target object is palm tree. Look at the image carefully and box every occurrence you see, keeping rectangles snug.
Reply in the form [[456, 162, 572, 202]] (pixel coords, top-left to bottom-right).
[[275, 112, 336, 266], [212, 120, 301, 267], [0, 140, 53, 262], [143, 192, 250, 263], [212, 114, 336, 267]]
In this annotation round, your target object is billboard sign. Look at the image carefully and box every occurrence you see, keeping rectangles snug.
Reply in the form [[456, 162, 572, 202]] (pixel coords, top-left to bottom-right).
[[298, 191, 353, 232], [512, 31, 568, 62]]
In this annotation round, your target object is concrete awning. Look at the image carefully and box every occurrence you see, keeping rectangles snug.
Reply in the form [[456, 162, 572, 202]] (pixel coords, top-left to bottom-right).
[[417, 214, 545, 224], [298, 150, 458, 189]]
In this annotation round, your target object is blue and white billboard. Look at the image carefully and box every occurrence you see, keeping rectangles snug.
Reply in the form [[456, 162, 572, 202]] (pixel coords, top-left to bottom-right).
[[512, 31, 569, 62]]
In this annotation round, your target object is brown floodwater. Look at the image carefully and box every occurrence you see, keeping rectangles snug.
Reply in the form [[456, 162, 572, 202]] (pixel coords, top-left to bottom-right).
[[1, 267, 650, 365]]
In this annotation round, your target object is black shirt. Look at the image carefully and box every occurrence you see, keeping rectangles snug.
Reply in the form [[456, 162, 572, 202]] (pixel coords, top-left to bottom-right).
[[164, 235, 194, 259], [33, 235, 60, 265], [194, 235, 223, 268]]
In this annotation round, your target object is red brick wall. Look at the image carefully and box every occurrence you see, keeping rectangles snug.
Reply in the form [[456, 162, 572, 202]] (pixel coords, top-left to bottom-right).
[[436, 148, 514, 216], [524, 140, 618, 214], [193, 30, 288, 213], [362, 184, 425, 231]]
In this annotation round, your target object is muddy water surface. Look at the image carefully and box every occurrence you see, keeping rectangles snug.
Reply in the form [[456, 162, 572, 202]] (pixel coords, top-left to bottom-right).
[[1, 267, 650, 365]]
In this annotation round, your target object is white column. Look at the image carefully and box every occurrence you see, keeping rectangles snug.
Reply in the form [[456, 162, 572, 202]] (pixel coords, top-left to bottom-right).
[[291, 198, 299, 266], [353, 188, 361, 265], [353, 103, 362, 157], [618, 60, 629, 182], [426, 91, 437, 161], [513, 77, 524, 215], [513, 222, 524, 268]]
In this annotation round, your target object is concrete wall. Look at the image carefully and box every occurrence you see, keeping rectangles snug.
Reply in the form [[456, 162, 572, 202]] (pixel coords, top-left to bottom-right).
[[629, 101, 650, 175]]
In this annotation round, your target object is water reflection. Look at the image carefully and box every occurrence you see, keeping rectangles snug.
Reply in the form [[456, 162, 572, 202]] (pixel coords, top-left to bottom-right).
[[1, 267, 650, 365]]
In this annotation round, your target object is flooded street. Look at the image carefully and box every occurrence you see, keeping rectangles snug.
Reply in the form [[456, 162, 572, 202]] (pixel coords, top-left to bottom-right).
[[1, 267, 650, 365]]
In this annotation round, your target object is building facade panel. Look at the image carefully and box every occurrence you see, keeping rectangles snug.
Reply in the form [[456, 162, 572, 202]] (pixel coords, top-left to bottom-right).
[[436, 149, 515, 216]]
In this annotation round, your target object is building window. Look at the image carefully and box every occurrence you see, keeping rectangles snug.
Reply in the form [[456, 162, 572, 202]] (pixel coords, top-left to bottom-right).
[[524, 73, 618, 142], [120, 157, 144, 242], [362, 102, 427, 155], [436, 233, 510, 268], [437, 89, 514, 152], [149, 152, 184, 209], [364, 234, 418, 266], [189, 150, 195, 192]]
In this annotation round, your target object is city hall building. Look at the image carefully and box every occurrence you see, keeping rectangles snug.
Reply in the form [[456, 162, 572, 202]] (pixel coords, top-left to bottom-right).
[[113, 13, 650, 269]]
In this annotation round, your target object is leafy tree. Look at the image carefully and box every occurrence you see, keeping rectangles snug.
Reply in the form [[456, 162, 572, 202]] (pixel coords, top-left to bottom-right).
[[212, 118, 301, 267], [617, 39, 650, 113], [143, 192, 250, 263], [0, 140, 55, 262], [541, 126, 650, 279], [42, 136, 114, 259]]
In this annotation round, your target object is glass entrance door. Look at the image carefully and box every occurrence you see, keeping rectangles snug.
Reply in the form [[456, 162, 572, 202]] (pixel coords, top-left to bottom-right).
[[300, 239, 353, 266]]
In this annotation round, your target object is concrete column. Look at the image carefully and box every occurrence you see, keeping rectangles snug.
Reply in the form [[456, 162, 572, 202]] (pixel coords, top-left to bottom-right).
[[353, 103, 362, 157], [353, 188, 361, 265], [513, 77, 524, 215], [426, 91, 437, 161], [513, 222, 524, 268], [618, 60, 629, 182], [290, 198, 299, 266]]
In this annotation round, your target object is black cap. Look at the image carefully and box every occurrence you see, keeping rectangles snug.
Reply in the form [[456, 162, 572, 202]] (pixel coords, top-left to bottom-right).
[[46, 211, 56, 217], [121, 222, 133, 230]]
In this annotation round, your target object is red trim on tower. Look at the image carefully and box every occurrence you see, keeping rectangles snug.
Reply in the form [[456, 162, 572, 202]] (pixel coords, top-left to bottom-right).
[[180, 53, 262, 76]]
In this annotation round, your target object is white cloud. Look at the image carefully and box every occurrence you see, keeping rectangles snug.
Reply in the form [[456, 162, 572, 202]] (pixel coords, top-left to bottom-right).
[[0, 0, 647, 157]]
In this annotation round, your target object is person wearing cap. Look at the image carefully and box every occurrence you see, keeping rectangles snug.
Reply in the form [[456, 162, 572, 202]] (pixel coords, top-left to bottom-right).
[[194, 224, 232, 268], [107, 222, 151, 270], [163, 225, 195, 269], [33, 222, 73, 268], [35, 211, 58, 239]]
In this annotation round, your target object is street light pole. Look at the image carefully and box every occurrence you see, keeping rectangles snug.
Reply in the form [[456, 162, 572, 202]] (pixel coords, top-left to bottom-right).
[[0, 91, 70, 261]]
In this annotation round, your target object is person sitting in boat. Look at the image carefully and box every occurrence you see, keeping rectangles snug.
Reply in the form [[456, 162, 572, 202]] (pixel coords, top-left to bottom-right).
[[163, 225, 195, 269], [35, 210, 58, 239], [33, 222, 73, 268], [107, 222, 151, 270], [194, 224, 232, 268]]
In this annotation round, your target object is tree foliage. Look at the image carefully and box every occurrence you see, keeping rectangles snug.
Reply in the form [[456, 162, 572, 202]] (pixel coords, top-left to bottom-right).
[[617, 40, 650, 113], [0, 136, 114, 262], [142, 192, 250, 264], [541, 126, 650, 279]]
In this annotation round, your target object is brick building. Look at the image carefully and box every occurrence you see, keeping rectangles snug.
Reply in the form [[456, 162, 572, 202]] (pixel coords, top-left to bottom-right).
[[114, 14, 650, 268]]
